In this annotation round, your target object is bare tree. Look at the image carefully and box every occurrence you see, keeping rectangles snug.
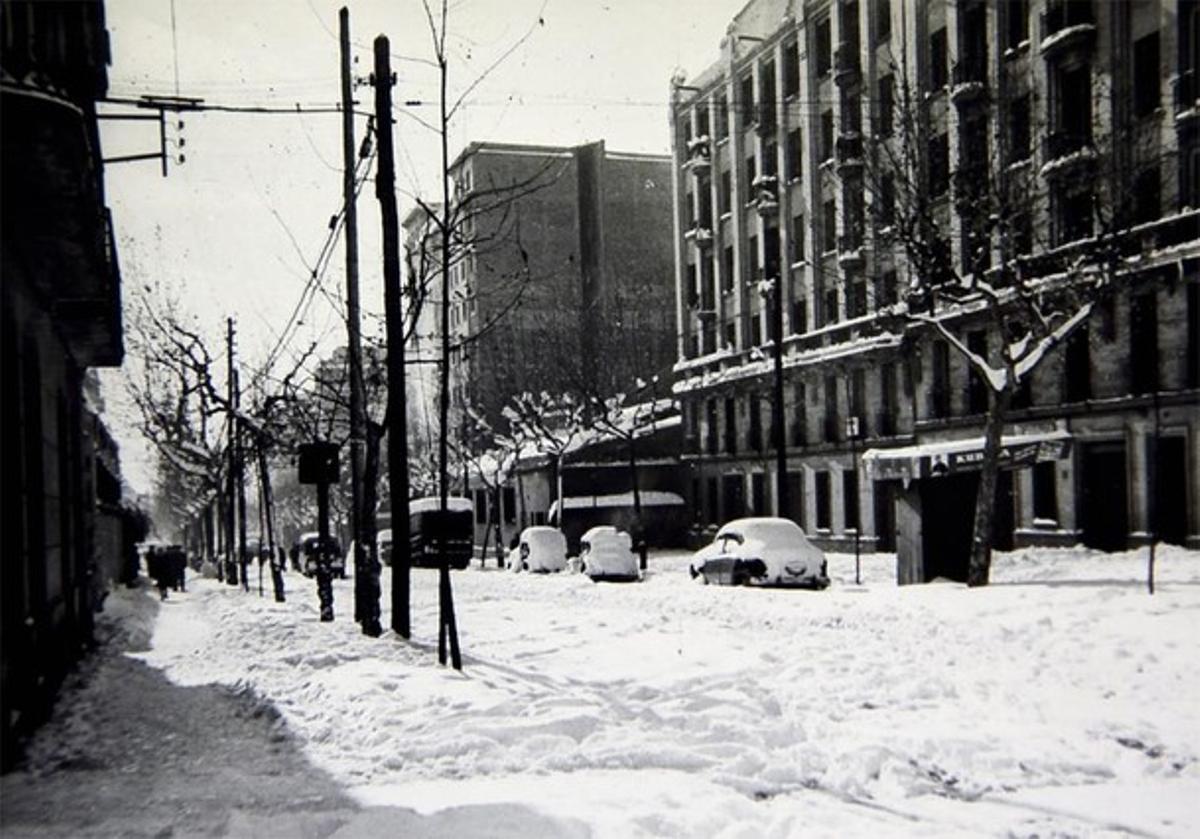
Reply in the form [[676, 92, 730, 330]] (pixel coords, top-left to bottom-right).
[[855, 45, 1174, 586]]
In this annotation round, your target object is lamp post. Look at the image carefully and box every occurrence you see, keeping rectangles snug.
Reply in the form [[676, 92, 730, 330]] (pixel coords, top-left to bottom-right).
[[845, 414, 861, 585]]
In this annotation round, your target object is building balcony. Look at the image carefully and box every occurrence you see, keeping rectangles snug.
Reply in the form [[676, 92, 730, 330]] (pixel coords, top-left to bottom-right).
[[751, 174, 779, 217], [837, 236, 865, 268], [1039, 131, 1096, 179], [1039, 2, 1095, 61], [684, 223, 715, 249], [835, 134, 864, 176], [833, 41, 860, 87], [950, 60, 988, 107], [684, 135, 712, 174], [1173, 70, 1198, 127]]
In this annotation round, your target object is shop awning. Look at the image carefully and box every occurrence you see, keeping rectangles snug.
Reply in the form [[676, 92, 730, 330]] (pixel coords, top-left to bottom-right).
[[862, 430, 1072, 484]]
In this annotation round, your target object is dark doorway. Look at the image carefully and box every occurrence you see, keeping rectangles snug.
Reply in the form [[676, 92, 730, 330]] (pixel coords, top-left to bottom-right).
[[920, 473, 977, 582], [1079, 441, 1128, 551], [1153, 436, 1188, 546], [786, 472, 805, 528], [873, 479, 898, 551], [721, 473, 745, 522], [919, 469, 1016, 580]]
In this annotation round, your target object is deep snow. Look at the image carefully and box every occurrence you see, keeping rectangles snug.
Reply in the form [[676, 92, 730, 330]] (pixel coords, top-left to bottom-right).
[[12, 546, 1200, 837]]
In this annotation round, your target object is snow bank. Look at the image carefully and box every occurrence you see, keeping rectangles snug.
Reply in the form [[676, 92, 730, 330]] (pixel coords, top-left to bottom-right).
[[134, 545, 1200, 837]]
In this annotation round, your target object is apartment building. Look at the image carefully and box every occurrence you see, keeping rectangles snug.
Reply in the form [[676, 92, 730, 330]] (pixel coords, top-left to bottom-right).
[[403, 140, 677, 447], [670, 0, 1199, 574]]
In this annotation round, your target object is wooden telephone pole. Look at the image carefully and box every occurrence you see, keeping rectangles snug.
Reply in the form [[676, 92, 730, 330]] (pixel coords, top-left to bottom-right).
[[341, 7, 380, 636], [374, 35, 412, 638]]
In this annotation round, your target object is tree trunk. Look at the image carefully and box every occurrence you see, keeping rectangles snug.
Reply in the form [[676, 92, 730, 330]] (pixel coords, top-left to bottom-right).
[[359, 422, 382, 636], [628, 436, 646, 570], [493, 483, 504, 566], [968, 384, 1011, 587]]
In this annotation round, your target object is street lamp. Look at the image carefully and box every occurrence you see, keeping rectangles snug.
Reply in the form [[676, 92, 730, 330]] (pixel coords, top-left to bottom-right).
[[845, 414, 861, 585]]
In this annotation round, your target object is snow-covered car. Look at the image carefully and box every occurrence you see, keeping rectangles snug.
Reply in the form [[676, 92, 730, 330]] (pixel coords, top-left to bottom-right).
[[578, 526, 639, 583], [297, 531, 346, 579], [689, 517, 829, 589], [508, 526, 567, 573]]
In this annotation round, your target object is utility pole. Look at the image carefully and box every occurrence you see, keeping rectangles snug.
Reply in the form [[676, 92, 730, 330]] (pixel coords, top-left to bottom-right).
[[770, 280, 789, 523], [224, 317, 239, 586], [374, 35, 412, 638], [341, 7, 380, 636], [234, 366, 249, 592]]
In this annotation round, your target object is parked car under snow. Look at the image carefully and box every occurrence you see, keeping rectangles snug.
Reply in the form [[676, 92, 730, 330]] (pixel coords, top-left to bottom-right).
[[508, 526, 567, 573], [689, 517, 829, 589], [578, 526, 640, 583]]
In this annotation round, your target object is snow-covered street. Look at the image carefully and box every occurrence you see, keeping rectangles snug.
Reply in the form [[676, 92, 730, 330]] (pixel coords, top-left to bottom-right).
[[8, 546, 1200, 837]]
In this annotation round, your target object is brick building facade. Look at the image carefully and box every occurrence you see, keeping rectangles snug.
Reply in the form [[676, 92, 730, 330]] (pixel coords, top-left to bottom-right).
[[670, 0, 1199, 566]]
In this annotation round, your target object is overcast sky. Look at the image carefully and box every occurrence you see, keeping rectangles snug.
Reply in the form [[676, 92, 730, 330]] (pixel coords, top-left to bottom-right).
[[98, 0, 740, 493]]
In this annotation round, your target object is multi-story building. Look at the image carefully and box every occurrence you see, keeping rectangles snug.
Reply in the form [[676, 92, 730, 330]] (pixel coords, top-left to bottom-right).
[[670, 0, 1199, 575], [403, 140, 678, 449], [1, 1, 127, 765]]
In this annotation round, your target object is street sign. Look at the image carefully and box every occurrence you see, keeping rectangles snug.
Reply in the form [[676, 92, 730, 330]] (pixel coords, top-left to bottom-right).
[[298, 441, 340, 485]]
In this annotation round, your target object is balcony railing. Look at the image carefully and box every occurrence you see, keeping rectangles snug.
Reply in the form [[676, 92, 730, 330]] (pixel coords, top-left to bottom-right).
[[833, 41, 860, 86], [835, 133, 864, 175], [752, 174, 779, 216], [1173, 70, 1198, 121], [1040, 1, 1095, 58], [685, 136, 712, 172], [1040, 130, 1095, 178], [950, 59, 988, 105]]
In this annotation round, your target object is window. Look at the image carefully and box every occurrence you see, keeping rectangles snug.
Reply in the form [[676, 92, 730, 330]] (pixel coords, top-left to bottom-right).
[[749, 234, 760, 279], [875, 0, 891, 44], [792, 212, 806, 262], [815, 471, 831, 530], [760, 59, 777, 132], [686, 263, 698, 307], [750, 313, 762, 347], [878, 74, 894, 138], [847, 279, 867, 318], [820, 110, 834, 162], [792, 382, 808, 445], [723, 397, 738, 453], [1006, 0, 1029, 49], [823, 199, 837, 252], [931, 339, 951, 418], [1130, 291, 1159, 395], [815, 18, 832, 76], [697, 104, 710, 138], [749, 396, 764, 451], [850, 369, 866, 426], [1056, 187, 1093, 245], [765, 224, 781, 277], [786, 128, 802, 181], [706, 476, 718, 523], [880, 362, 897, 436], [843, 468, 859, 532], [1009, 93, 1031, 162], [685, 188, 696, 227], [724, 320, 736, 349], [1064, 323, 1091, 402], [784, 38, 800, 99], [1190, 283, 1200, 389], [720, 169, 732, 215], [746, 152, 757, 192], [740, 73, 755, 125], [878, 174, 895, 225], [967, 330, 988, 414], [1032, 461, 1058, 522], [706, 400, 719, 454], [792, 297, 808, 335], [929, 132, 949, 196], [929, 28, 948, 89], [1132, 166, 1161, 225], [763, 139, 778, 177], [503, 486, 516, 524], [823, 375, 839, 442], [723, 245, 735, 292], [823, 286, 839, 326], [874, 270, 897, 308], [715, 90, 729, 140], [1133, 32, 1160, 118], [751, 473, 766, 515]]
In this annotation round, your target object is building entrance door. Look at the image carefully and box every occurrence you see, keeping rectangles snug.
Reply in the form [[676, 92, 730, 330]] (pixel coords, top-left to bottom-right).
[[1079, 441, 1128, 551], [1154, 436, 1188, 545]]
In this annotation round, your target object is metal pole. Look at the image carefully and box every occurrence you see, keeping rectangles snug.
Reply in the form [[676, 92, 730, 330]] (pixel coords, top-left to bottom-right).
[[771, 281, 788, 519], [853, 430, 860, 585]]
